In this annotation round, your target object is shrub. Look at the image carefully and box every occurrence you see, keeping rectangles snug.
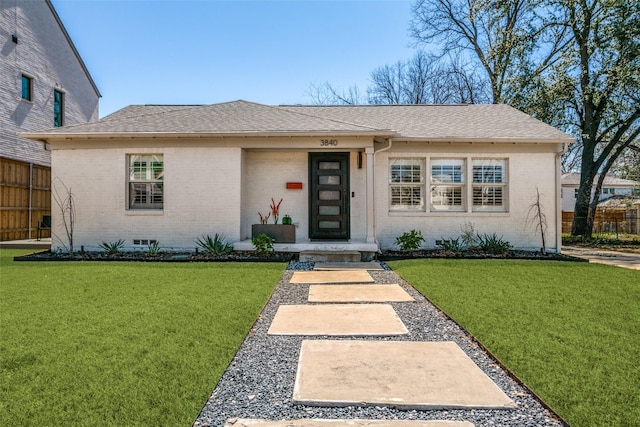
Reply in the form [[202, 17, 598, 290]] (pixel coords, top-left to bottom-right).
[[476, 233, 512, 255], [437, 237, 464, 252], [252, 233, 274, 255], [146, 240, 161, 255], [395, 230, 425, 252], [196, 234, 233, 255], [99, 239, 125, 255]]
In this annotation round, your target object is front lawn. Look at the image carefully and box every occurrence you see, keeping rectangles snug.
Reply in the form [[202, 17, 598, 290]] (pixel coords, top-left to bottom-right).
[[388, 259, 639, 427], [0, 249, 284, 426]]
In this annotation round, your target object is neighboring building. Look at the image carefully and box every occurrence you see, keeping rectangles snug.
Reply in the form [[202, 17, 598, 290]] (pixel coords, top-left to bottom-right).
[[0, 0, 100, 240], [561, 173, 640, 212], [22, 101, 574, 253]]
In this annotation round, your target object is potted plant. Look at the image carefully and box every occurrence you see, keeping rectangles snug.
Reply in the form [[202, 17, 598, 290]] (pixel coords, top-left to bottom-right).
[[251, 198, 295, 243]]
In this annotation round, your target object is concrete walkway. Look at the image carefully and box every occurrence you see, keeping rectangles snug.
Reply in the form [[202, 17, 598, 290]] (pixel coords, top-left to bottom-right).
[[213, 266, 525, 427], [195, 264, 566, 427], [0, 238, 51, 250], [563, 245, 640, 270]]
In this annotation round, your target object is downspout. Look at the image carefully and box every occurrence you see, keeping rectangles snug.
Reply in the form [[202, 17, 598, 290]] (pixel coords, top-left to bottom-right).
[[371, 138, 393, 246], [28, 162, 33, 240], [555, 143, 569, 253]]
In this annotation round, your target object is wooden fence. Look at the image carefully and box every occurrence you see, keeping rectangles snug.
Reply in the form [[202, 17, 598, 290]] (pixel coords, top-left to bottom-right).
[[0, 157, 51, 241], [562, 209, 638, 235]]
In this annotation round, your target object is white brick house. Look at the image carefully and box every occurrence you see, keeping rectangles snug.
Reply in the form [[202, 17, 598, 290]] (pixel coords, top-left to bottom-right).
[[561, 173, 640, 212], [22, 101, 574, 253]]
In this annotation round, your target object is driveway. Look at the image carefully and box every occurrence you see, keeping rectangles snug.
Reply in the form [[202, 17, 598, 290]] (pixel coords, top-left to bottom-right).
[[562, 245, 640, 270]]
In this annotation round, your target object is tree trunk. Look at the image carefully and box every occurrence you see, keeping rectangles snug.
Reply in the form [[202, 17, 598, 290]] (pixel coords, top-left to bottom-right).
[[571, 158, 596, 237]]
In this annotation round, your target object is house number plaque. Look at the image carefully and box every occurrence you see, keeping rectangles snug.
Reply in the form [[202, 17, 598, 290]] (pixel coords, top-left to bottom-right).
[[320, 139, 338, 146]]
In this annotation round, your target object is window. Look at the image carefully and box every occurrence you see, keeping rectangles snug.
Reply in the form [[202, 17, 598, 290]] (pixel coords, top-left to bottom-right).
[[431, 159, 465, 211], [472, 159, 507, 211], [602, 187, 616, 195], [390, 158, 424, 210], [128, 155, 163, 210], [53, 89, 64, 126], [21, 75, 32, 101]]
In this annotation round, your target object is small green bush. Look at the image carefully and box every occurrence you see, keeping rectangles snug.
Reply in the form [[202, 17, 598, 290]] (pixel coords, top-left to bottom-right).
[[252, 233, 274, 255], [99, 239, 125, 255], [196, 234, 233, 255], [395, 230, 425, 252], [476, 233, 512, 255], [437, 237, 464, 252], [146, 241, 161, 255]]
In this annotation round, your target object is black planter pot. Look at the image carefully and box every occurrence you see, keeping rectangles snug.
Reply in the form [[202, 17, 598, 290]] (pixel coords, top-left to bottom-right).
[[251, 224, 296, 243]]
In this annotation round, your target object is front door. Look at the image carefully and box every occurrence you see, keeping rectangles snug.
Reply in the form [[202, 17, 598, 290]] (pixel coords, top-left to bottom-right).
[[309, 152, 350, 240]]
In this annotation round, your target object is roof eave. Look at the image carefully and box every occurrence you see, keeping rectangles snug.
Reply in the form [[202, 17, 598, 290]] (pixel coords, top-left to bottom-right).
[[393, 136, 575, 144], [19, 130, 397, 142]]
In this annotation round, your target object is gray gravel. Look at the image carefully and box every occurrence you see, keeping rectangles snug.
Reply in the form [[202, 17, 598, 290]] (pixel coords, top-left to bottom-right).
[[193, 263, 566, 427]]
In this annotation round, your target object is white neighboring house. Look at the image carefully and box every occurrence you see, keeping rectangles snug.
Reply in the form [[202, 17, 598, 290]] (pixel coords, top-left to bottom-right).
[[22, 101, 574, 253], [561, 173, 640, 212], [0, 0, 100, 166], [1, 0, 100, 240]]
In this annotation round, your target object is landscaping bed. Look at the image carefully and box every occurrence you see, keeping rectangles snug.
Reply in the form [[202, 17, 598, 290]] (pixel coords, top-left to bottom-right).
[[378, 249, 585, 262], [15, 248, 586, 263], [13, 250, 296, 263]]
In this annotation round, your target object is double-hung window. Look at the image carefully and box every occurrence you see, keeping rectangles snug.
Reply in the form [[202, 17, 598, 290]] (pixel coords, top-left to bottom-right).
[[128, 154, 164, 210], [472, 159, 507, 211], [21, 75, 32, 101], [431, 159, 465, 211], [389, 158, 424, 210]]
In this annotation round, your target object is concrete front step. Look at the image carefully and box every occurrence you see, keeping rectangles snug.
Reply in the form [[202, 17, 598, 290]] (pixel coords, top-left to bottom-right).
[[300, 250, 361, 263]]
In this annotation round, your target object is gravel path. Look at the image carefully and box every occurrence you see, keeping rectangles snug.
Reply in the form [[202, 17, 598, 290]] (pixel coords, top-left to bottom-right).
[[193, 262, 566, 427]]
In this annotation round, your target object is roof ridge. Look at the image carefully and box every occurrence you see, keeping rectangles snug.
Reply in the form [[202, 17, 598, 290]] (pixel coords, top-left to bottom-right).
[[100, 104, 202, 122], [275, 105, 390, 132]]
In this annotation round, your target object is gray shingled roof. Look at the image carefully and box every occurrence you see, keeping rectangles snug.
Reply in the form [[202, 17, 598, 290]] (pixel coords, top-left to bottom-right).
[[281, 104, 572, 142], [22, 100, 573, 143], [561, 173, 639, 187]]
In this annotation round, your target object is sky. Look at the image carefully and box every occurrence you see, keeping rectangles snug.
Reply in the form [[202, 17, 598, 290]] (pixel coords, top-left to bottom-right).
[[52, 0, 416, 118]]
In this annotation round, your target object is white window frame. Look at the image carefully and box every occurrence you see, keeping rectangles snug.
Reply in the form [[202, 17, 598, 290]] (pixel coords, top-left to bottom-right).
[[389, 158, 425, 211], [430, 159, 465, 212], [472, 159, 508, 212], [127, 154, 164, 210]]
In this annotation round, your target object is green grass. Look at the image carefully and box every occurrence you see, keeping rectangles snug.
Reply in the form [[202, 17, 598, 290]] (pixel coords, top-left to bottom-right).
[[0, 249, 285, 426], [388, 259, 640, 427]]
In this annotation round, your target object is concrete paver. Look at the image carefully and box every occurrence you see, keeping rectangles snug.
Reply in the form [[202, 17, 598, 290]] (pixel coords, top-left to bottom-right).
[[267, 304, 408, 336], [314, 262, 385, 271], [562, 245, 640, 270], [290, 270, 374, 284], [225, 419, 474, 427], [308, 284, 414, 303], [293, 340, 516, 410]]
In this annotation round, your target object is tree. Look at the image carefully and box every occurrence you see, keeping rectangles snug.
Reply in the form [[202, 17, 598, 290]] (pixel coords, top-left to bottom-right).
[[410, 0, 640, 237], [306, 82, 366, 105], [557, 0, 640, 237], [368, 51, 490, 104], [611, 144, 640, 181], [410, 0, 569, 104], [307, 51, 489, 106]]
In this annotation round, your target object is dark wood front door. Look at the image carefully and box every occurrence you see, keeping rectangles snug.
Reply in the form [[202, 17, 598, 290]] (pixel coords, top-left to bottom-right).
[[309, 152, 350, 240]]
